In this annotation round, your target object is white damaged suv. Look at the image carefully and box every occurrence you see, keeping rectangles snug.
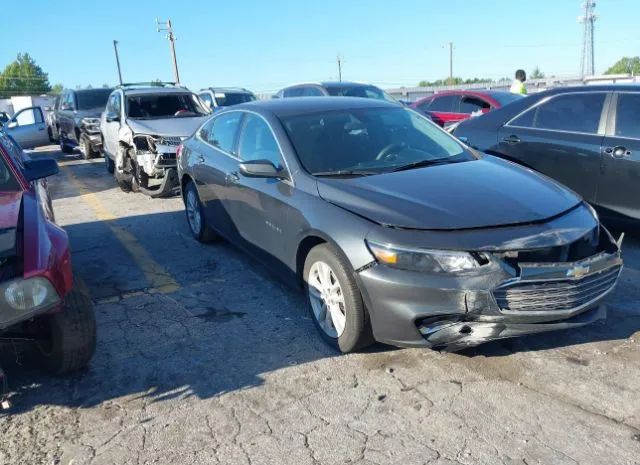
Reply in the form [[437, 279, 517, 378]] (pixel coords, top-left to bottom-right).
[[100, 83, 210, 197]]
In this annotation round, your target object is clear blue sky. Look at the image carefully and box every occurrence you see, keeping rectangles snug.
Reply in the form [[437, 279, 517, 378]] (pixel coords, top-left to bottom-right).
[[4, 0, 639, 92]]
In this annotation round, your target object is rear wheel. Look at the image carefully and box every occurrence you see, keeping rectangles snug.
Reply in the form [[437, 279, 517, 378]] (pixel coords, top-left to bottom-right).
[[184, 181, 218, 242], [304, 244, 374, 353], [42, 277, 97, 374]]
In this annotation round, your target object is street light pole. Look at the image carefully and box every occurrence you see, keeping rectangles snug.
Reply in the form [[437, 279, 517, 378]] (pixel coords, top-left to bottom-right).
[[337, 55, 343, 82], [113, 40, 123, 85], [156, 18, 181, 84], [448, 42, 453, 85]]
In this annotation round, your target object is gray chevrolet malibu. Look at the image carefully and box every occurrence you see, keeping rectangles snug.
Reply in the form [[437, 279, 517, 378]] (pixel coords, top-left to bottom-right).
[[176, 97, 622, 352]]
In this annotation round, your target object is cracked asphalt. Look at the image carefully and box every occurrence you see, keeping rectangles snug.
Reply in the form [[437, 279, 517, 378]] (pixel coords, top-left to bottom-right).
[[1, 146, 639, 465]]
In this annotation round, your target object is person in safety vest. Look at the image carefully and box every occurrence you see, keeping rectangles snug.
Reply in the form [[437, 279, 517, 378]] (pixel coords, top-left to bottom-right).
[[510, 69, 527, 95]]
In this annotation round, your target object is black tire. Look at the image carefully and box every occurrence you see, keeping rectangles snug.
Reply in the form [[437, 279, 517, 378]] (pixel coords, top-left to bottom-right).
[[80, 135, 95, 160], [105, 155, 115, 174], [184, 181, 218, 242], [303, 243, 374, 353], [114, 149, 140, 193], [59, 135, 74, 154], [47, 127, 57, 143], [43, 277, 97, 374]]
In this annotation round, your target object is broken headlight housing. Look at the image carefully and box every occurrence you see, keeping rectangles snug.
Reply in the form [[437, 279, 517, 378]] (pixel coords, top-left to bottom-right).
[[81, 117, 101, 134], [1, 277, 60, 312], [366, 241, 488, 273]]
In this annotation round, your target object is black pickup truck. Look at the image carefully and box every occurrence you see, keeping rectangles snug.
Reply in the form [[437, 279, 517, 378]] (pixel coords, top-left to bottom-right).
[[55, 88, 113, 159]]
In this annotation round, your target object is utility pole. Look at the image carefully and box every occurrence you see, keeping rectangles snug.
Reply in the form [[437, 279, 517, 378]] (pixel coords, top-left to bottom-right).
[[337, 55, 343, 82], [156, 18, 180, 84], [446, 42, 453, 85], [113, 40, 123, 85], [578, 1, 597, 78]]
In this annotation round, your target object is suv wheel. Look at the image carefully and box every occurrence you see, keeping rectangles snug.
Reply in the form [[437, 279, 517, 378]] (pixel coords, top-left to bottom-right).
[[80, 135, 95, 160], [114, 149, 140, 193], [304, 243, 374, 353], [184, 181, 218, 242]]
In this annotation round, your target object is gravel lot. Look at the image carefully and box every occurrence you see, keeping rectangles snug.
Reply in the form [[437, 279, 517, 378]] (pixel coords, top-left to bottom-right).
[[1, 146, 639, 465]]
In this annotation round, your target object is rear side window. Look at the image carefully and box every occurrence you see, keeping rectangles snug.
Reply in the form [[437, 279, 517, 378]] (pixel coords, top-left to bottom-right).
[[459, 96, 490, 113], [427, 95, 459, 112], [283, 87, 305, 98], [510, 93, 606, 134], [614, 93, 640, 139], [301, 87, 324, 97], [199, 92, 214, 109], [238, 114, 283, 168], [202, 112, 243, 153]]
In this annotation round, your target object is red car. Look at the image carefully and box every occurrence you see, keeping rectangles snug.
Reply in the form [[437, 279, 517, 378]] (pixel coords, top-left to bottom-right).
[[410, 90, 524, 128], [0, 130, 95, 375]]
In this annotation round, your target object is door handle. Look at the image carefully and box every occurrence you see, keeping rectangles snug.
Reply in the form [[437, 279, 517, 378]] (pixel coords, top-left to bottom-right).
[[603, 146, 631, 158], [225, 171, 240, 184], [503, 135, 521, 144]]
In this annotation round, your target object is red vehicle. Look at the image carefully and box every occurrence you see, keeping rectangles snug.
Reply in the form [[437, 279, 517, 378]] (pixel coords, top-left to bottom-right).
[[0, 131, 95, 375], [410, 90, 523, 128]]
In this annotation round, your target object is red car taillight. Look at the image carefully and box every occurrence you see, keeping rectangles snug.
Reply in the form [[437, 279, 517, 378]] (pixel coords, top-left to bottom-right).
[[176, 144, 184, 159]]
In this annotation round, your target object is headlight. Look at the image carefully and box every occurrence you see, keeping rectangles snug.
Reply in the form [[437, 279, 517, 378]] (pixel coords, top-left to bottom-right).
[[366, 240, 485, 273], [81, 117, 101, 133], [2, 277, 60, 311]]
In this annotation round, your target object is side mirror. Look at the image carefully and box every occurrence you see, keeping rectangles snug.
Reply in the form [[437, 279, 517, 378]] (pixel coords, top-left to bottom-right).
[[23, 158, 59, 182], [239, 159, 286, 179], [105, 112, 120, 123]]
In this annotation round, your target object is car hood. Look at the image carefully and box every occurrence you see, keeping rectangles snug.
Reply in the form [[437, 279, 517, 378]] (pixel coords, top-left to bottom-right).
[[316, 156, 582, 230], [0, 191, 21, 259], [126, 117, 209, 138], [75, 107, 104, 119]]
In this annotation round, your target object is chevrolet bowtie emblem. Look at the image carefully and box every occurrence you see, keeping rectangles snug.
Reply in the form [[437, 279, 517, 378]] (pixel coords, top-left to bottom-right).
[[567, 264, 590, 279]]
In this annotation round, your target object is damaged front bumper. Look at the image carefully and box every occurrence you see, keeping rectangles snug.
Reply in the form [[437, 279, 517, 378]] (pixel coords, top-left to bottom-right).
[[357, 209, 623, 351]]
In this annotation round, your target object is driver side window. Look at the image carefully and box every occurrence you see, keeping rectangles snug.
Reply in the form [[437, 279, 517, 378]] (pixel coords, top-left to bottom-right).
[[237, 114, 283, 168]]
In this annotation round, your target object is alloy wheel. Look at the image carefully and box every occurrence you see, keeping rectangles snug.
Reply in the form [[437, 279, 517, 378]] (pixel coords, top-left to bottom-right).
[[308, 261, 347, 338]]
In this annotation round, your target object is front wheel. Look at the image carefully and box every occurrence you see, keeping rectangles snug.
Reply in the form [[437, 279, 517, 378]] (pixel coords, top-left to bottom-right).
[[304, 244, 374, 353], [80, 135, 96, 160], [59, 135, 74, 154], [114, 149, 140, 193], [43, 277, 97, 374]]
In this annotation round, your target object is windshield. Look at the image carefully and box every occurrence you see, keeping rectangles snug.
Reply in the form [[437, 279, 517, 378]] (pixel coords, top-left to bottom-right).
[[214, 92, 256, 107], [490, 92, 525, 107], [281, 107, 472, 175], [0, 135, 21, 191], [326, 85, 397, 103], [126, 93, 209, 119], [76, 89, 113, 110]]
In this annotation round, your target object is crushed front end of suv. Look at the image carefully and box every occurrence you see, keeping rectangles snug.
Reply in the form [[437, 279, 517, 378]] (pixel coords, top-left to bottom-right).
[[101, 83, 210, 198]]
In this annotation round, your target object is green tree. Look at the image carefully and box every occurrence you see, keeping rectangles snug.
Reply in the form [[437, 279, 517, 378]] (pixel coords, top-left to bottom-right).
[[0, 53, 51, 98], [605, 57, 640, 75], [530, 67, 545, 79], [50, 83, 64, 95], [418, 77, 490, 87]]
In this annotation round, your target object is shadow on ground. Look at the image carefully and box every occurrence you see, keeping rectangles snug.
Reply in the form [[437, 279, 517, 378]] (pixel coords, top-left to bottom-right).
[[2, 211, 639, 414]]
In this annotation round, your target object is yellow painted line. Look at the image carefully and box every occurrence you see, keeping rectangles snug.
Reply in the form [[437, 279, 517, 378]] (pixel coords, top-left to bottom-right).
[[61, 165, 180, 294]]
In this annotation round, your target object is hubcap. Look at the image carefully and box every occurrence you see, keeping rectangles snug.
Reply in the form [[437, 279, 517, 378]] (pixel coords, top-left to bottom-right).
[[186, 189, 202, 235], [308, 261, 346, 338]]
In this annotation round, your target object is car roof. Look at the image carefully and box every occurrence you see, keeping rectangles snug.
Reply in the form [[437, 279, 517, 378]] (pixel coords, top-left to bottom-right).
[[320, 81, 377, 88], [72, 88, 114, 94], [205, 87, 253, 93], [543, 84, 640, 93], [235, 96, 397, 117], [121, 86, 194, 96]]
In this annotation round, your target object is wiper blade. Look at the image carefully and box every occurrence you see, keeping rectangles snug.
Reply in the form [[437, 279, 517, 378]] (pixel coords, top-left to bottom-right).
[[312, 170, 378, 177], [391, 158, 454, 172]]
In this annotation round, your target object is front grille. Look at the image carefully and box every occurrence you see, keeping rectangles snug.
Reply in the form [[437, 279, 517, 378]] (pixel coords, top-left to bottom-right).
[[156, 153, 177, 167], [493, 266, 620, 312]]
